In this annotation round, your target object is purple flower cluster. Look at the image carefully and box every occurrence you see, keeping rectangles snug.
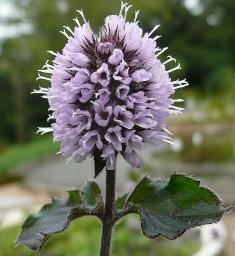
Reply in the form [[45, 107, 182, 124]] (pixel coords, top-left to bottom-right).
[[36, 3, 188, 170]]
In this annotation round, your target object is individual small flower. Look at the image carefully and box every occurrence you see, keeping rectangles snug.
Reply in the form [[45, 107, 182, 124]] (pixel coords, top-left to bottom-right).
[[77, 83, 95, 103], [35, 2, 188, 170], [98, 42, 113, 55], [95, 88, 111, 104], [113, 61, 132, 84], [71, 53, 90, 67], [91, 63, 111, 87], [94, 102, 113, 127], [131, 69, 152, 83], [109, 49, 124, 66], [80, 130, 103, 152], [113, 106, 134, 129], [72, 68, 90, 86], [105, 126, 124, 152], [116, 84, 129, 100], [101, 144, 116, 170]]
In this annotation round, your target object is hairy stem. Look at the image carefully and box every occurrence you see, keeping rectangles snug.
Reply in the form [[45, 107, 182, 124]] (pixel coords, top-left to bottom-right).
[[100, 168, 116, 256]]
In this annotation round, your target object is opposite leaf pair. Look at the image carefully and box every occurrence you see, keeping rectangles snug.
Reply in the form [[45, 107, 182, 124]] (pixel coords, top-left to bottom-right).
[[16, 174, 227, 253]]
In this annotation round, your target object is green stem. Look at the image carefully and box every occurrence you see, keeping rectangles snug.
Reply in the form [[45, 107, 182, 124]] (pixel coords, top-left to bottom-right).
[[100, 168, 116, 256]]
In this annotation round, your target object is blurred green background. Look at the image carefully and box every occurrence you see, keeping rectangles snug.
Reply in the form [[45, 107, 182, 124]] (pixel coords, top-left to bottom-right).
[[0, 0, 234, 255]]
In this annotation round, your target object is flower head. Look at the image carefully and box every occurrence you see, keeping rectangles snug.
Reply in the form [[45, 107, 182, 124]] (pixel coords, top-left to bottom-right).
[[35, 2, 188, 170]]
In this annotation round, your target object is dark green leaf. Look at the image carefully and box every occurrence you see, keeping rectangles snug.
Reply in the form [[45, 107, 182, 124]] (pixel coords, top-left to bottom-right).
[[93, 149, 106, 178], [114, 193, 129, 216], [82, 180, 103, 210], [125, 174, 227, 240], [15, 181, 103, 252]]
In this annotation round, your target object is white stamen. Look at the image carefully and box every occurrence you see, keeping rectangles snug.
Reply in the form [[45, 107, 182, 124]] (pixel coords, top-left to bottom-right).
[[164, 138, 176, 145], [170, 105, 184, 111], [156, 47, 168, 57], [172, 79, 189, 89], [38, 69, 53, 74], [119, 1, 128, 16], [77, 9, 87, 23], [134, 10, 140, 23], [162, 133, 173, 141], [163, 128, 173, 135], [173, 99, 184, 103], [47, 115, 54, 122], [63, 26, 74, 35], [47, 50, 57, 56], [172, 78, 187, 84], [167, 64, 181, 73], [43, 60, 54, 69], [60, 30, 70, 39], [174, 84, 188, 89], [37, 127, 53, 135], [124, 4, 132, 20], [163, 56, 176, 65], [73, 17, 81, 27], [31, 87, 49, 95], [36, 73, 51, 82], [172, 79, 183, 85], [148, 24, 160, 37], [169, 109, 183, 115], [155, 47, 161, 53], [153, 35, 162, 41]]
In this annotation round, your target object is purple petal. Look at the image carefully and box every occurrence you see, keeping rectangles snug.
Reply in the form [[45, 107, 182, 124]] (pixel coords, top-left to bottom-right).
[[123, 150, 141, 168], [98, 42, 113, 54], [105, 126, 124, 151], [80, 130, 103, 151], [134, 110, 157, 129], [91, 63, 111, 87], [124, 130, 143, 153], [72, 68, 90, 86], [95, 106, 113, 127], [116, 84, 130, 100], [95, 88, 111, 104], [109, 49, 124, 65], [101, 144, 116, 170], [131, 69, 152, 83], [114, 106, 134, 129], [77, 83, 94, 103], [71, 53, 90, 67], [113, 61, 131, 84]]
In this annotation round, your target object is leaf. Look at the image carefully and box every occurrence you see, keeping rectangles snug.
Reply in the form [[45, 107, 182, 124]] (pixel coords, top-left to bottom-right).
[[82, 180, 103, 210], [114, 193, 129, 216], [93, 148, 106, 178], [125, 174, 228, 240], [15, 181, 103, 252]]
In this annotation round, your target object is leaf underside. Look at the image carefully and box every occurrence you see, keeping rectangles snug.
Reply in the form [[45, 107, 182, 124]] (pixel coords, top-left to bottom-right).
[[15, 181, 103, 252], [118, 174, 228, 240]]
